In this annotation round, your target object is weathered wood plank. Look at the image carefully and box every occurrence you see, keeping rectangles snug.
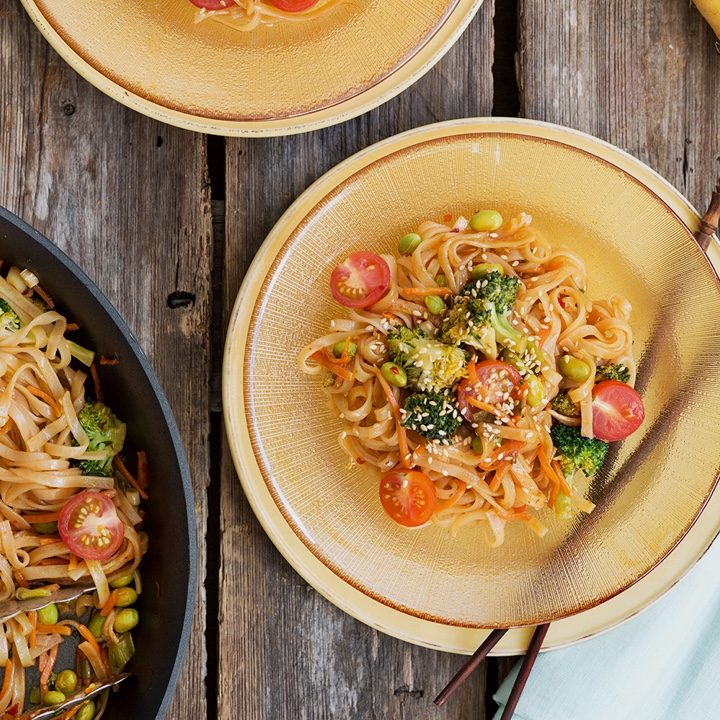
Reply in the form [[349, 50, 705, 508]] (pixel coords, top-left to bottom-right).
[[218, 2, 497, 718], [518, 0, 720, 213], [0, 4, 212, 718]]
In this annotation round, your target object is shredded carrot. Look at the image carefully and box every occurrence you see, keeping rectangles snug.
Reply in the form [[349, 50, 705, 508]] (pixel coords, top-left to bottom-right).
[[0, 419, 11, 435], [34, 284, 54, 309], [13, 572, 28, 589], [488, 460, 512, 491], [100, 588, 120, 617], [310, 350, 354, 382], [399, 287, 454, 299], [21, 511, 61, 524], [480, 440, 525, 468], [26, 386, 61, 417], [36, 623, 72, 636], [39, 559, 69, 566], [65, 322, 79, 332], [538, 447, 572, 497], [61, 702, 86, 720], [552, 458, 573, 497], [77, 624, 102, 656], [113, 455, 149, 501], [466, 396, 505, 419], [467, 358, 481, 387], [99, 355, 119, 366], [40, 644, 59, 695], [28, 611, 36, 650], [382, 312, 399, 322], [90, 363, 103, 404], [68, 553, 78, 574], [434, 481, 467, 514], [0, 659, 11, 698], [372, 366, 411, 468]]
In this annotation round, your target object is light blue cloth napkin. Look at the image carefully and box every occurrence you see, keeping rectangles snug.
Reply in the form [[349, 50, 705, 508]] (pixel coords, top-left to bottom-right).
[[493, 537, 720, 720]]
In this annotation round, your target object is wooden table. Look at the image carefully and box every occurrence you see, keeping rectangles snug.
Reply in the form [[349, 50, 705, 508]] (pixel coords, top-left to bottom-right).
[[1, 0, 718, 717]]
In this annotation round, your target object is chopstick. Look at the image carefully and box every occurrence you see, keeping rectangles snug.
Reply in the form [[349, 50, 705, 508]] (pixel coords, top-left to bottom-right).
[[433, 628, 508, 707], [695, 176, 720, 252]]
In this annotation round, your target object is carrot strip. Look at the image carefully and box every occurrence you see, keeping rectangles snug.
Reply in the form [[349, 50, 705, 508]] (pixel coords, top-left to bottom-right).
[[40, 644, 59, 695], [34, 284, 54, 309], [488, 460, 512, 491], [0, 659, 10, 698], [372, 366, 411, 468], [13, 572, 28, 589], [480, 440, 525, 468], [39, 559, 68, 566], [538, 447, 572, 497], [28, 611, 37, 650], [434, 481, 467, 514], [26, 386, 61, 417], [90, 363, 103, 403], [22, 511, 61, 524], [77, 624, 102, 656], [466, 396, 505, 419], [310, 350, 354, 382], [61, 702, 86, 720], [68, 553, 78, 573], [65, 323, 79, 332], [36, 623, 73, 636], [113, 455, 149, 501], [552, 459, 574, 497], [399, 287, 454, 298], [99, 355, 119, 365], [100, 589, 120, 617], [0, 419, 11, 435]]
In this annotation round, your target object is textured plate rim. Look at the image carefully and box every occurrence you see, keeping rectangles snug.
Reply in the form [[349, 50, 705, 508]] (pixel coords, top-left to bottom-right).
[[223, 117, 720, 654], [19, 0, 484, 137]]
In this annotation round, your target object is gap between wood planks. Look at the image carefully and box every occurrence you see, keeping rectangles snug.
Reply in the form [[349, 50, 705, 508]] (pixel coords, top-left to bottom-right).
[[200, 0, 521, 714]]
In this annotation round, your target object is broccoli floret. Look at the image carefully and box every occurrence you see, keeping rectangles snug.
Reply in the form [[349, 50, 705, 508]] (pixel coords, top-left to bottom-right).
[[400, 391, 463, 443], [0, 299, 20, 334], [596, 364, 631, 383], [74, 401, 126, 477], [550, 392, 580, 418], [550, 423, 608, 478], [460, 270, 520, 312], [387, 326, 467, 391], [441, 296, 526, 358]]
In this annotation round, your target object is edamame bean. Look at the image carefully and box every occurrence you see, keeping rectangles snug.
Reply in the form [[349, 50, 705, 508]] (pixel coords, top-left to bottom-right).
[[332, 341, 357, 358], [76, 700, 96, 720], [471, 436, 483, 454], [114, 587, 138, 607], [42, 691, 66, 706], [424, 295, 446, 315], [435, 275, 447, 287], [55, 670, 78, 695], [558, 355, 591, 382], [109, 574, 134, 589], [469, 210, 503, 232], [88, 613, 105, 639], [525, 375, 545, 407], [33, 522, 58, 534], [471, 263, 504, 280], [397, 233, 422, 255], [37, 603, 58, 626], [380, 362, 407, 387], [114, 608, 140, 633]]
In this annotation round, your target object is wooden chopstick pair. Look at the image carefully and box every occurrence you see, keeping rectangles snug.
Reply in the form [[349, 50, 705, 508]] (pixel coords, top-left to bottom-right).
[[433, 177, 720, 717]]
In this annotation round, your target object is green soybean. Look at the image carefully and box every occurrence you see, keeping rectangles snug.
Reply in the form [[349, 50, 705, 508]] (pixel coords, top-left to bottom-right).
[[55, 669, 78, 695], [33, 521, 58, 534], [397, 233, 422, 255], [525, 375, 545, 407], [114, 587, 138, 607], [76, 701, 96, 720], [88, 613, 105, 639], [114, 608, 140, 633], [471, 436, 483, 454], [558, 355, 591, 382], [424, 295, 446, 315], [37, 603, 59, 626], [42, 691, 66, 706], [109, 574, 135, 589], [380, 362, 407, 388], [470, 210, 503, 232], [435, 275, 447, 287], [471, 263, 504, 280], [332, 341, 357, 359]]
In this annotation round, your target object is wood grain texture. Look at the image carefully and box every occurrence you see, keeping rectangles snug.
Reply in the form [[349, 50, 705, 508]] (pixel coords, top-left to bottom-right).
[[0, 3, 212, 718], [218, 2, 499, 718], [518, 0, 720, 214]]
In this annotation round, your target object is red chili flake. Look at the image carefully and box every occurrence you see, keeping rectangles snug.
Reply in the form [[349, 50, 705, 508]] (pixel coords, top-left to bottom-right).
[[356, 457, 366, 465], [558, 296, 565, 308], [6, 704, 18, 716], [443, 213, 452, 222], [451, 228, 460, 233]]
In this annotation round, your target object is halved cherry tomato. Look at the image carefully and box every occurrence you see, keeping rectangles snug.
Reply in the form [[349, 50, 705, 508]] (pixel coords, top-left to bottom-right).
[[592, 380, 645, 441], [268, 0, 320, 10], [58, 491, 125, 561], [379, 469, 436, 527], [457, 360, 523, 422], [188, 0, 236, 9], [329, 252, 391, 309]]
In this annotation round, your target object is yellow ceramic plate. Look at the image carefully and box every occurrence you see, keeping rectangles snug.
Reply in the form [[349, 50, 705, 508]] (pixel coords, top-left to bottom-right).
[[224, 118, 720, 654], [20, 0, 483, 136]]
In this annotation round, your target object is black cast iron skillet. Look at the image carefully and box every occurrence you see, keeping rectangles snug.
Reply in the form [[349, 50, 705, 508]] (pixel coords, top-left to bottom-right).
[[0, 205, 197, 720]]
